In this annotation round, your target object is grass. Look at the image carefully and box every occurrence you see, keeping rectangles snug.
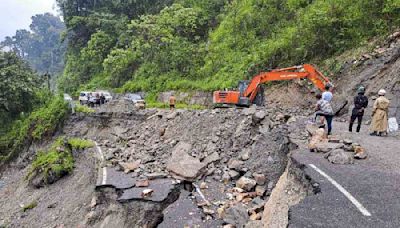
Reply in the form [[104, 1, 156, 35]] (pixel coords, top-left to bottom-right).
[[22, 201, 38, 212], [68, 138, 95, 150], [26, 137, 74, 185], [75, 104, 95, 113]]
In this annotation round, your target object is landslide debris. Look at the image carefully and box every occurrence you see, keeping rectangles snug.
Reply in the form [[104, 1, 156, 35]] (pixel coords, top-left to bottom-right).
[[61, 105, 296, 227]]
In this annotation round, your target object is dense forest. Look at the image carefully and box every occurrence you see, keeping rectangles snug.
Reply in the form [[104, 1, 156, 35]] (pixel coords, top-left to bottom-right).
[[56, 0, 400, 98]]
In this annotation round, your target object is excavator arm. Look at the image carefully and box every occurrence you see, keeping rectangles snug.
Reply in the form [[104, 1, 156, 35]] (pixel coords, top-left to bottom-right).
[[213, 64, 332, 107]]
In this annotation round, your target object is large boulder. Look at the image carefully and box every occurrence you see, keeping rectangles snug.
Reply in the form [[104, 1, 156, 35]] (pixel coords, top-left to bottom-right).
[[166, 142, 207, 181], [236, 177, 257, 192], [325, 149, 354, 165], [223, 204, 249, 228]]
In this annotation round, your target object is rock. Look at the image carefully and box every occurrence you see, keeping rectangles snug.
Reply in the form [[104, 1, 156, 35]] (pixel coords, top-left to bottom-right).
[[242, 107, 257, 116], [249, 212, 262, 221], [328, 136, 341, 143], [228, 159, 244, 170], [90, 196, 97, 208], [252, 173, 266, 185], [203, 152, 220, 165], [200, 182, 208, 189], [245, 221, 263, 228], [255, 185, 266, 196], [119, 160, 141, 173], [354, 146, 367, 159], [136, 179, 150, 187], [308, 128, 326, 151], [203, 207, 215, 215], [166, 142, 207, 181], [240, 149, 250, 161], [141, 189, 154, 198], [286, 116, 297, 124], [159, 128, 166, 137], [236, 177, 257, 191], [343, 139, 353, 145], [145, 172, 168, 180], [252, 111, 266, 124], [222, 173, 231, 184], [315, 142, 344, 153], [326, 149, 354, 165], [229, 170, 240, 179], [275, 113, 285, 121], [223, 225, 235, 228], [217, 207, 225, 219], [223, 204, 249, 228], [166, 112, 178, 120]]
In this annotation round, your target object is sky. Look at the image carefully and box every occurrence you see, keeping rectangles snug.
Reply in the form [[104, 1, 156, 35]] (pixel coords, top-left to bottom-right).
[[0, 0, 59, 41]]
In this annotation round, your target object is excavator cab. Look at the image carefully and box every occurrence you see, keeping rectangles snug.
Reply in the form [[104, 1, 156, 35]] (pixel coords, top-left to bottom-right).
[[213, 81, 265, 107], [237, 80, 265, 106]]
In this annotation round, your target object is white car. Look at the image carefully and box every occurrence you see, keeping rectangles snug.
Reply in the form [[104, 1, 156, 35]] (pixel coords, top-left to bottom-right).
[[79, 91, 90, 105]]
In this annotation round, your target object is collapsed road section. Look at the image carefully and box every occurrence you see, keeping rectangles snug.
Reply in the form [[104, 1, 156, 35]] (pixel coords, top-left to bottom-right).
[[61, 101, 310, 227]]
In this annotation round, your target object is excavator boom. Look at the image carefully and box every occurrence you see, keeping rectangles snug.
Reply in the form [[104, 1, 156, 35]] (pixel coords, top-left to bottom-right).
[[213, 64, 332, 107]]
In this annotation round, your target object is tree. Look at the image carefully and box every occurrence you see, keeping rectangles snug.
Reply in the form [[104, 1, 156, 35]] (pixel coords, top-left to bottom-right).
[[0, 51, 41, 125], [0, 13, 66, 76]]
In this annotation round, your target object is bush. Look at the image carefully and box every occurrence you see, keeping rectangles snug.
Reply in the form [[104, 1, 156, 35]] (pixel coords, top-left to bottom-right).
[[27, 137, 74, 186], [75, 104, 95, 113], [68, 138, 95, 150], [0, 95, 69, 163]]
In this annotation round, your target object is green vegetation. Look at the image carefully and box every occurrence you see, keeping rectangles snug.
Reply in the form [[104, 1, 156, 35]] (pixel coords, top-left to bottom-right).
[[22, 201, 38, 212], [68, 138, 95, 150], [75, 104, 95, 113], [0, 51, 42, 128], [57, 0, 400, 96], [27, 137, 74, 185], [0, 95, 69, 163]]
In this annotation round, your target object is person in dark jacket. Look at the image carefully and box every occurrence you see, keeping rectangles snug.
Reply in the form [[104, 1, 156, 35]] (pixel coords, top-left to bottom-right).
[[349, 86, 369, 132]]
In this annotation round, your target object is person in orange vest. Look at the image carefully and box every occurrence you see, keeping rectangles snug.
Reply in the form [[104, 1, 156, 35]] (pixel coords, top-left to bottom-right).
[[169, 94, 176, 110]]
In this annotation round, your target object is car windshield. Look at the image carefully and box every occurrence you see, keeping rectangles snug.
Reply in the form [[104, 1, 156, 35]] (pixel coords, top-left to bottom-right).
[[80, 93, 87, 96]]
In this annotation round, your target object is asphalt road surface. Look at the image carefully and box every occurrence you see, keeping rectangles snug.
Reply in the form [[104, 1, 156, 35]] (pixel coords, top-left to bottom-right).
[[289, 121, 400, 228]]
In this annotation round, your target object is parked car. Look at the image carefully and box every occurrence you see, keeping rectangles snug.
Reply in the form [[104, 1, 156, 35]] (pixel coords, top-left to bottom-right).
[[124, 93, 146, 109], [79, 91, 90, 105]]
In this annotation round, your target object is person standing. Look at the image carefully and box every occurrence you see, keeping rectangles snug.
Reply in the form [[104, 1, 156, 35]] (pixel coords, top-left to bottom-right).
[[314, 93, 334, 135], [169, 94, 176, 110], [349, 86, 368, 132], [370, 89, 390, 136]]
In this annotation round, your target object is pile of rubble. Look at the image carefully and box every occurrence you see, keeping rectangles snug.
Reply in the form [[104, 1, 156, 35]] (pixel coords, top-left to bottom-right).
[[307, 124, 367, 164], [64, 106, 297, 227]]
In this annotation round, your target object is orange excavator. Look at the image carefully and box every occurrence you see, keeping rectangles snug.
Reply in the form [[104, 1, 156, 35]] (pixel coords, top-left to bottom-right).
[[213, 64, 333, 107]]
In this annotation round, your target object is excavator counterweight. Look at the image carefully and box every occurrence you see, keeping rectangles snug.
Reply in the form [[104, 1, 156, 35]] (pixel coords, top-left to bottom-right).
[[213, 64, 332, 107]]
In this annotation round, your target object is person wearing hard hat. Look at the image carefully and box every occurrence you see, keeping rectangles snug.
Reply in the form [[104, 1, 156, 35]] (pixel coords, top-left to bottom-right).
[[349, 86, 369, 132], [370, 89, 390, 136]]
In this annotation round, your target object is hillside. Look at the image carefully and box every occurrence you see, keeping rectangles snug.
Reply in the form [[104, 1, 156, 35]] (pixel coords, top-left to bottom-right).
[[56, 0, 400, 99]]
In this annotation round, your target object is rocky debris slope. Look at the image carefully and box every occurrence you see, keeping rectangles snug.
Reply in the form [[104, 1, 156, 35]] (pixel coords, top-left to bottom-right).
[[326, 31, 400, 120], [61, 106, 297, 227]]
